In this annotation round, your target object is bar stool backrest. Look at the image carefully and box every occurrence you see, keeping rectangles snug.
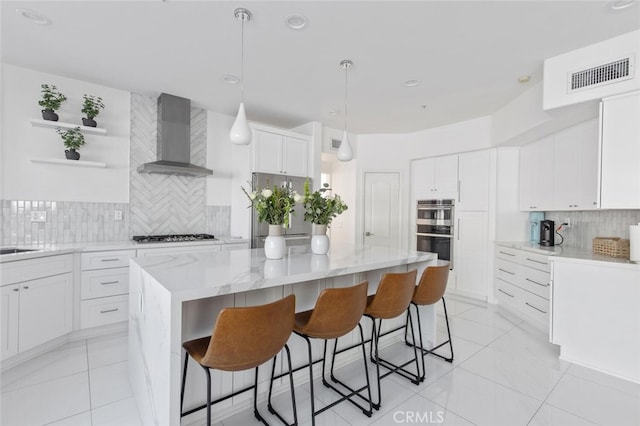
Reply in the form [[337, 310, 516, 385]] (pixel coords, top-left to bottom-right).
[[413, 264, 450, 306], [366, 270, 418, 319], [202, 294, 295, 371], [299, 281, 369, 339]]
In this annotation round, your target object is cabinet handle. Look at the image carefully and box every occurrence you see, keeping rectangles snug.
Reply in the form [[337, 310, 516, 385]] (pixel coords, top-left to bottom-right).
[[525, 278, 548, 287], [457, 180, 461, 202], [593, 201, 598, 205], [100, 280, 119, 285], [530, 206, 536, 209], [498, 251, 516, 257], [13, 288, 19, 292], [525, 302, 547, 314], [100, 308, 119, 314], [22, 285, 29, 290], [498, 288, 514, 298], [525, 257, 547, 265], [498, 268, 515, 275], [457, 218, 461, 241], [100, 258, 120, 262]]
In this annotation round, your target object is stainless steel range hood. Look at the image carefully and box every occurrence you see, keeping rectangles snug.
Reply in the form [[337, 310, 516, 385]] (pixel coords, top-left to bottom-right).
[[137, 93, 213, 177]]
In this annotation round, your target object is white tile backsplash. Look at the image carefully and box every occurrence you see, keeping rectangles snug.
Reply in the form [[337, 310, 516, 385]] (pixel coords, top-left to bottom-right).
[[544, 210, 640, 249]]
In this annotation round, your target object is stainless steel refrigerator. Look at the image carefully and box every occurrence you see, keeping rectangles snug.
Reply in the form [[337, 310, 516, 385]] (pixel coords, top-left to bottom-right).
[[251, 172, 312, 248]]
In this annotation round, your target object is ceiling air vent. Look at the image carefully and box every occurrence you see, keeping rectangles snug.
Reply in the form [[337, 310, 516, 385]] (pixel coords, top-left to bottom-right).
[[568, 56, 634, 92]]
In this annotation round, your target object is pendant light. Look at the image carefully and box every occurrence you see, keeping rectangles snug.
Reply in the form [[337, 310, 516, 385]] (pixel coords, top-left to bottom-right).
[[337, 59, 354, 161], [230, 8, 252, 145]]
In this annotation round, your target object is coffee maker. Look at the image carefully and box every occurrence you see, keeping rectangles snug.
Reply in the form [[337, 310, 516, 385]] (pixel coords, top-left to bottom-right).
[[540, 220, 555, 246]]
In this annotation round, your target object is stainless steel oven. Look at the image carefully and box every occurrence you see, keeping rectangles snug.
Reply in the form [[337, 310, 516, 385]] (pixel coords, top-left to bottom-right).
[[416, 199, 454, 269]]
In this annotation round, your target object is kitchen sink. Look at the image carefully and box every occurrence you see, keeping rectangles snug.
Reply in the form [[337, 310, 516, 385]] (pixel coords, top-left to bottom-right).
[[0, 248, 38, 255]]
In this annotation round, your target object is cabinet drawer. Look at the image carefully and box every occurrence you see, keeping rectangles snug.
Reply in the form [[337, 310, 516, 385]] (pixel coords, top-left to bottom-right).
[[496, 247, 519, 261], [81, 268, 129, 300], [81, 250, 135, 270], [495, 259, 518, 283], [80, 295, 128, 329], [1, 254, 73, 285], [519, 252, 550, 272], [519, 268, 550, 300], [521, 291, 549, 325], [495, 279, 523, 308]]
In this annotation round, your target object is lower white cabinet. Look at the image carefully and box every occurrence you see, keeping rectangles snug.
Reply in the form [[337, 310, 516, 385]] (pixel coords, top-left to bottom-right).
[[453, 211, 488, 299], [80, 250, 135, 330], [1, 254, 73, 360], [494, 246, 551, 329]]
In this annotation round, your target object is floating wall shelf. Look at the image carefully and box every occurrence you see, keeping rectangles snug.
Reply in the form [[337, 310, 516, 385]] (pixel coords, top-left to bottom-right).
[[30, 158, 107, 168], [29, 119, 108, 136]]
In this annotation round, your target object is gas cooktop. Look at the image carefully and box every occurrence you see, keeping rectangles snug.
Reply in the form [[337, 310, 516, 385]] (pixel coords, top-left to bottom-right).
[[132, 234, 216, 243]]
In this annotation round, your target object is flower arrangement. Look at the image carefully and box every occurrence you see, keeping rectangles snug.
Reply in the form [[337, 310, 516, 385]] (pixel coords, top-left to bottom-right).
[[302, 179, 348, 226], [242, 184, 302, 227]]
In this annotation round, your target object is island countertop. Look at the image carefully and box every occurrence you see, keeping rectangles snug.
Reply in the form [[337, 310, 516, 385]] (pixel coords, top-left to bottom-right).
[[131, 244, 437, 302]]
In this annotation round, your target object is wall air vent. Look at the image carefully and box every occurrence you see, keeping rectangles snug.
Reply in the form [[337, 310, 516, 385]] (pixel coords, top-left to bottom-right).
[[568, 56, 634, 92]]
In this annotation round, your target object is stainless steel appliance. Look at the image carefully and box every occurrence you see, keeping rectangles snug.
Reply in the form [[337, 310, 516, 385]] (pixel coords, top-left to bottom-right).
[[416, 199, 454, 269], [132, 234, 216, 243], [251, 173, 311, 249]]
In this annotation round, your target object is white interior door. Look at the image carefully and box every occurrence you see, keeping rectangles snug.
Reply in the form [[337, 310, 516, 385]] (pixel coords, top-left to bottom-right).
[[363, 172, 400, 249]]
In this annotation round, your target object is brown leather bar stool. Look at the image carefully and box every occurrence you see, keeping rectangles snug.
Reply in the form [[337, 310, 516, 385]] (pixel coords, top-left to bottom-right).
[[292, 281, 373, 426], [180, 294, 297, 426], [363, 269, 420, 408], [405, 262, 454, 382]]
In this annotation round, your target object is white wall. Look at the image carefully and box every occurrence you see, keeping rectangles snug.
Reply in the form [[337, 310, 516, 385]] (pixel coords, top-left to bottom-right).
[[1, 64, 130, 203]]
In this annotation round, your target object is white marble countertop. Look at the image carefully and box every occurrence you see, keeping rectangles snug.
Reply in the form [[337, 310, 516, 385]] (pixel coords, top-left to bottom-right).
[[496, 241, 639, 269], [131, 245, 437, 302], [0, 237, 249, 263]]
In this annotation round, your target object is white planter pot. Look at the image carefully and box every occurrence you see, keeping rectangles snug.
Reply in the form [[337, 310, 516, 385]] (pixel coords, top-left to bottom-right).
[[311, 224, 329, 255], [264, 224, 286, 259]]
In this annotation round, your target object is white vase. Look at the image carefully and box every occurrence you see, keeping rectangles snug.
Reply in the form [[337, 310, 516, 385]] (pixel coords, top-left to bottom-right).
[[264, 224, 286, 259], [311, 223, 330, 255]]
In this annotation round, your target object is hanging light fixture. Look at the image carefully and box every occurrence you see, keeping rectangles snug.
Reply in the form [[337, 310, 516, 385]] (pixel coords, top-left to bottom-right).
[[230, 8, 252, 145], [337, 59, 354, 161]]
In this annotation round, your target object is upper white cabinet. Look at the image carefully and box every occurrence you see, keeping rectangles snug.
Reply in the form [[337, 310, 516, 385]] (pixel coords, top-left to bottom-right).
[[600, 91, 640, 209], [553, 119, 599, 210], [412, 155, 458, 198], [520, 136, 555, 211], [253, 129, 309, 177], [457, 150, 490, 211]]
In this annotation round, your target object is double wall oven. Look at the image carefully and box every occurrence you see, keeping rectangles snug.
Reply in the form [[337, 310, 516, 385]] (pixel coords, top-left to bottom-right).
[[416, 199, 454, 270]]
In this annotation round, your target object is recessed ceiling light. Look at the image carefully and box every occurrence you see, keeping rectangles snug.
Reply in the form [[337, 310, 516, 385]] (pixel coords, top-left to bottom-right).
[[285, 14, 309, 30], [518, 75, 531, 84], [223, 74, 240, 84], [16, 8, 50, 25], [610, 0, 635, 10], [404, 80, 420, 87]]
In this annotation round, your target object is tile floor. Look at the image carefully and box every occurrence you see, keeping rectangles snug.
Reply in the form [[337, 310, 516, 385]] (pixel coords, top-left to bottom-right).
[[2, 297, 639, 426]]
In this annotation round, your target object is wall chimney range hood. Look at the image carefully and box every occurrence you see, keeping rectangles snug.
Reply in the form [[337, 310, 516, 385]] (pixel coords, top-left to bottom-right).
[[137, 93, 213, 177]]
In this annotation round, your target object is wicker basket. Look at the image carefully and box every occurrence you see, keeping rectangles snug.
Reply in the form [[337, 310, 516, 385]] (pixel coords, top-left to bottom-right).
[[592, 237, 630, 258]]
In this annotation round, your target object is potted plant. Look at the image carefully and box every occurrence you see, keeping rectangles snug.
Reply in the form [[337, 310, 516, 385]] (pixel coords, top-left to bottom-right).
[[81, 94, 105, 127], [242, 183, 302, 259], [57, 127, 85, 160], [38, 84, 67, 121], [302, 180, 348, 254]]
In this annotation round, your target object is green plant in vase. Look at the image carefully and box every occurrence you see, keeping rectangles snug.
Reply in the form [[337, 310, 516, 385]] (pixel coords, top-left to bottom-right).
[[303, 179, 348, 254], [81, 94, 105, 127], [38, 84, 67, 122], [57, 127, 85, 160]]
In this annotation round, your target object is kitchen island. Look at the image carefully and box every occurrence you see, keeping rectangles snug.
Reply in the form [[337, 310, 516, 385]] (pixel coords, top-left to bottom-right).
[[128, 244, 437, 425]]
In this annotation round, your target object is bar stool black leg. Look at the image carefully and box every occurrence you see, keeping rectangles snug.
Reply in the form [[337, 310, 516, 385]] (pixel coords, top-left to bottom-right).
[[180, 354, 189, 414], [268, 346, 298, 426], [202, 365, 212, 426]]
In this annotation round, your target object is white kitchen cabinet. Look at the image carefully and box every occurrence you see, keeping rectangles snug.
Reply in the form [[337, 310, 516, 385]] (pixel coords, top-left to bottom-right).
[[1, 254, 73, 359], [600, 90, 640, 209], [457, 150, 490, 211], [412, 155, 458, 198], [452, 211, 488, 299], [137, 244, 220, 256], [253, 129, 309, 177], [520, 136, 554, 211], [494, 245, 550, 330], [80, 250, 135, 330], [553, 119, 599, 210], [221, 242, 249, 251]]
